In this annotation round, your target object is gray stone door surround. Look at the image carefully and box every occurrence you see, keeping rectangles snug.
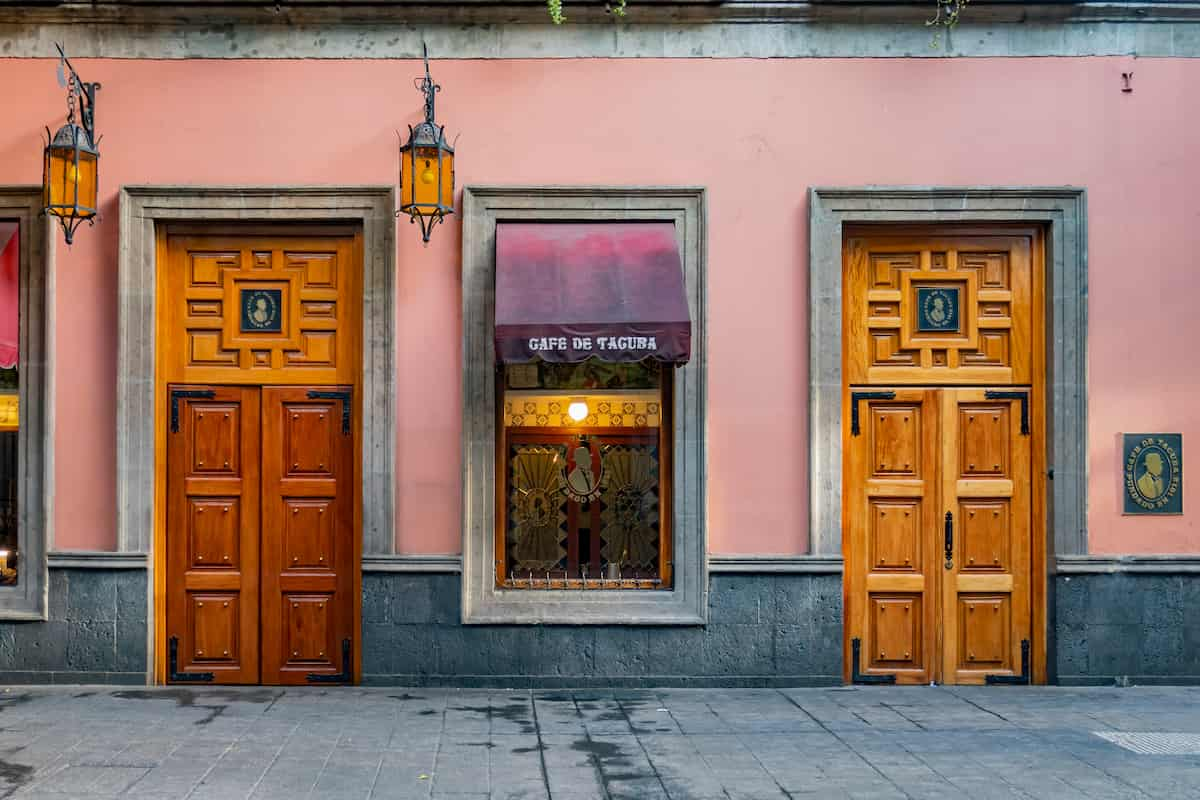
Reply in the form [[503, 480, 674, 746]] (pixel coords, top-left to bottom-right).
[[460, 186, 707, 625], [808, 187, 1088, 559], [0, 188, 52, 620], [117, 186, 397, 676]]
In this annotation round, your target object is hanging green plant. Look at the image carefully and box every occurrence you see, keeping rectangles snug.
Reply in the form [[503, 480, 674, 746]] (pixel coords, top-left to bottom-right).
[[547, 0, 626, 25], [928, 0, 970, 48]]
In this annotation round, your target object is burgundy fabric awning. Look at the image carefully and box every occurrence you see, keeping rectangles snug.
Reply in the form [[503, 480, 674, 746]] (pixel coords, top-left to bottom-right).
[[495, 222, 691, 364], [0, 225, 17, 370]]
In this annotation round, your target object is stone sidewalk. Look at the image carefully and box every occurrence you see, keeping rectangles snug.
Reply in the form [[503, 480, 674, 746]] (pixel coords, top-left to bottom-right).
[[1, 686, 1199, 799]]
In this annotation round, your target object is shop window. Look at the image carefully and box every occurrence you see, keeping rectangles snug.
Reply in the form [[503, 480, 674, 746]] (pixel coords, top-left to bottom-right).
[[461, 187, 706, 625], [498, 360, 672, 589]]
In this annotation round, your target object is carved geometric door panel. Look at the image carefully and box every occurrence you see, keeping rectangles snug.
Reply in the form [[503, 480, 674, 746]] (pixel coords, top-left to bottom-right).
[[843, 386, 1033, 686], [939, 389, 1031, 685], [843, 228, 1038, 385], [165, 385, 356, 685], [163, 231, 361, 386], [260, 387, 355, 685], [844, 389, 940, 684], [166, 385, 261, 684]]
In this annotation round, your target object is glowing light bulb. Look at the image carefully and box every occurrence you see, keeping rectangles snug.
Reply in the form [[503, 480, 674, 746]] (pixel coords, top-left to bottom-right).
[[421, 160, 436, 185], [567, 400, 588, 422]]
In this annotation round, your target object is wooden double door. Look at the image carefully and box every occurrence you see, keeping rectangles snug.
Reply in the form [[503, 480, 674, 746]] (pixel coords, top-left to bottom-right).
[[166, 385, 355, 685], [842, 225, 1044, 685], [846, 388, 1032, 684]]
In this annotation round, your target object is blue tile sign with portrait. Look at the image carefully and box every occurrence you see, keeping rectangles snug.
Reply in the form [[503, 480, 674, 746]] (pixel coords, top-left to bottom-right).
[[916, 286, 959, 332], [1123, 433, 1183, 514], [241, 288, 282, 333]]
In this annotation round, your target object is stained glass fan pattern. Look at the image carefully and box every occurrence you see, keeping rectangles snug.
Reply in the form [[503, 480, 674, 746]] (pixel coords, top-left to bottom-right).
[[508, 444, 568, 572], [599, 444, 660, 573]]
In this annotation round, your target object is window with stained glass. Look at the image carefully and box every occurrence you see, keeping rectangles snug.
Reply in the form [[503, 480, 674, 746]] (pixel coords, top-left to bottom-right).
[[498, 360, 671, 590]]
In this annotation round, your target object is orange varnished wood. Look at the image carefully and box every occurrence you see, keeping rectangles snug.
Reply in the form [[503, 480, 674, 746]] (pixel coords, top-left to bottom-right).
[[844, 389, 939, 684], [940, 389, 1031, 684], [162, 231, 360, 386], [156, 227, 364, 686], [166, 386, 261, 684], [844, 227, 1035, 386], [260, 387, 355, 685], [843, 224, 1046, 685]]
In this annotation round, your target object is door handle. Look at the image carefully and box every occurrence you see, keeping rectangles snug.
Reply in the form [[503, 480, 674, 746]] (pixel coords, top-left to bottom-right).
[[944, 511, 954, 569]]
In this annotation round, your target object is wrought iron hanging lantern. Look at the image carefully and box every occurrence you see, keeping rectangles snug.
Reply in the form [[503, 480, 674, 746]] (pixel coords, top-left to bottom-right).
[[42, 45, 101, 246], [398, 45, 455, 244]]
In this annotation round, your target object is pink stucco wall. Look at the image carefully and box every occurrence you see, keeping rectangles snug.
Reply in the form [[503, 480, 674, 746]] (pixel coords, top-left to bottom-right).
[[0, 56, 1196, 556]]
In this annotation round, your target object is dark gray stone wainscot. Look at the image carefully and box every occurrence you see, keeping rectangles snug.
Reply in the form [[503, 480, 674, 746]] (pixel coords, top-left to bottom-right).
[[1054, 560, 1200, 686], [362, 571, 844, 688], [0, 567, 147, 684]]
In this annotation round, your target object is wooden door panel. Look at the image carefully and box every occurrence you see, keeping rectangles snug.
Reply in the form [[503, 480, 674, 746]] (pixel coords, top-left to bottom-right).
[[940, 389, 1031, 684], [844, 229, 1036, 385], [869, 595, 924, 672], [956, 595, 1010, 670], [163, 233, 361, 386], [166, 386, 260, 684], [845, 389, 938, 684], [261, 387, 355, 685]]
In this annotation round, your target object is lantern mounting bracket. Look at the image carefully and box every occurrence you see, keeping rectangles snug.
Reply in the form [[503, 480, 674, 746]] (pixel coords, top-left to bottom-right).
[[55, 43, 101, 150], [415, 42, 440, 128]]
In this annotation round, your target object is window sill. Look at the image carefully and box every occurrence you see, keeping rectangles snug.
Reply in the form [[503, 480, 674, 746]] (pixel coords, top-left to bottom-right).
[[463, 585, 705, 626]]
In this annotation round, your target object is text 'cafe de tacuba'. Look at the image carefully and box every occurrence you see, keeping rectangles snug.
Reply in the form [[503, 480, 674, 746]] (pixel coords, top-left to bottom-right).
[[0, 0, 1196, 687]]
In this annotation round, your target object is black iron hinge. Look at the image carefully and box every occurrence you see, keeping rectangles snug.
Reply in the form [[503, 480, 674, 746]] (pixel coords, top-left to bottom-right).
[[851, 637, 897, 685], [984, 390, 1030, 435], [168, 636, 214, 683], [850, 391, 896, 436], [985, 639, 1031, 685], [170, 389, 216, 433], [307, 389, 352, 435], [307, 638, 352, 683]]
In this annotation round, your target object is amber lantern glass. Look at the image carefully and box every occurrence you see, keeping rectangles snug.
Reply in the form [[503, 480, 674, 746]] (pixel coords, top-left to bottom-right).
[[42, 122, 99, 245], [399, 122, 454, 243]]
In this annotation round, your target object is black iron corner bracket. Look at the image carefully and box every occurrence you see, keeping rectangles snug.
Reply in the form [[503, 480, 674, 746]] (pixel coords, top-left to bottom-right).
[[168, 636, 215, 683], [849, 391, 897, 436], [307, 638, 352, 683], [851, 637, 897, 685], [985, 639, 1031, 685], [170, 389, 216, 433], [984, 390, 1030, 435], [307, 389, 352, 435]]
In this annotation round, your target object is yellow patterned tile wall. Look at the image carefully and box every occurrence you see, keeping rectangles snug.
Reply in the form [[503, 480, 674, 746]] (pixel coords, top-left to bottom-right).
[[0, 394, 16, 431], [503, 392, 661, 428]]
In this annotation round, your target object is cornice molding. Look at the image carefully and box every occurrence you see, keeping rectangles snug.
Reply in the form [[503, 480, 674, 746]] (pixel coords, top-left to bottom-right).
[[48, 551, 148, 569], [709, 555, 843, 573], [362, 554, 463, 572], [1055, 555, 1200, 575], [1, 5, 1198, 59], [1, 3, 1198, 26]]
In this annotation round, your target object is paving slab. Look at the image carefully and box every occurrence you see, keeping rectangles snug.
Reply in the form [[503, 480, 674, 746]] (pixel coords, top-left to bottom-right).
[[0, 686, 1198, 798]]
